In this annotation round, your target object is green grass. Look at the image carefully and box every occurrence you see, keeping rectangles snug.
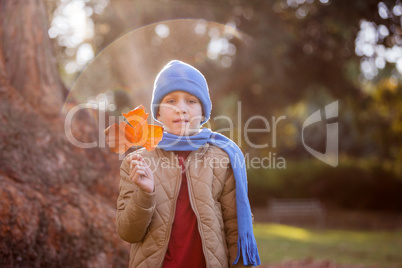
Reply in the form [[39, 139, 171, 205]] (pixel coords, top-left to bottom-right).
[[254, 223, 402, 267]]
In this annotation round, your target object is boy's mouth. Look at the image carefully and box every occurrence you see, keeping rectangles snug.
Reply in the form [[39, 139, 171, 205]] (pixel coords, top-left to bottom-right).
[[173, 119, 189, 124]]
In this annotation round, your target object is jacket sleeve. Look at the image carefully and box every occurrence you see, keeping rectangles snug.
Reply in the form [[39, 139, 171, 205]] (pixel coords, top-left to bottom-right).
[[116, 154, 156, 243], [219, 165, 255, 268]]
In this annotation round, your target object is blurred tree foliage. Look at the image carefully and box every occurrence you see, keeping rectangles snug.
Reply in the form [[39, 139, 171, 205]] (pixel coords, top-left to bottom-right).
[[46, 0, 401, 177]]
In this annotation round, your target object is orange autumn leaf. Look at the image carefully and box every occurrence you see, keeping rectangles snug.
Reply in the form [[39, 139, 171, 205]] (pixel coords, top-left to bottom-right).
[[122, 105, 149, 146], [104, 105, 164, 153], [104, 122, 135, 154], [143, 124, 164, 151]]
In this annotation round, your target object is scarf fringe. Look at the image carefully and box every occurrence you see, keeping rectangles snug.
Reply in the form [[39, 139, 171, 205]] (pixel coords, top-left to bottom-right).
[[233, 231, 261, 266]]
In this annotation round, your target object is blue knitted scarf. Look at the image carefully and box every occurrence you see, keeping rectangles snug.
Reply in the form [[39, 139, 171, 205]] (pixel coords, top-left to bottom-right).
[[158, 128, 261, 266]]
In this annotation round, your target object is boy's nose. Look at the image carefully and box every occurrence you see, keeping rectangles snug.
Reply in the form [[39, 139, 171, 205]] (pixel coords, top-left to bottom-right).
[[175, 101, 187, 113]]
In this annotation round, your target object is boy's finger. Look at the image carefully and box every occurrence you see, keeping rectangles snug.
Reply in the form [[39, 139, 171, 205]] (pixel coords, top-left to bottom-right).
[[130, 154, 141, 162], [131, 155, 148, 167], [136, 170, 146, 177], [132, 166, 142, 181], [131, 162, 144, 172], [130, 160, 143, 168], [129, 154, 138, 168], [132, 170, 146, 184], [132, 171, 140, 184], [137, 155, 143, 161], [130, 164, 146, 179], [130, 164, 140, 178], [130, 166, 137, 177], [141, 159, 148, 167]]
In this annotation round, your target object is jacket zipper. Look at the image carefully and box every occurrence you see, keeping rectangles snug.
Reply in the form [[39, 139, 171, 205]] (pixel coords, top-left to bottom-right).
[[156, 165, 182, 268], [184, 157, 209, 267]]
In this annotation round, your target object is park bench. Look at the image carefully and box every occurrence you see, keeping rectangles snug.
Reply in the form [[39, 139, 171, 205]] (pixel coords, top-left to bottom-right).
[[267, 198, 326, 227]]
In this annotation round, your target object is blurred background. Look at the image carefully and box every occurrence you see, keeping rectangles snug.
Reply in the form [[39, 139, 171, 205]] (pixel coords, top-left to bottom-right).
[[0, 0, 401, 267]]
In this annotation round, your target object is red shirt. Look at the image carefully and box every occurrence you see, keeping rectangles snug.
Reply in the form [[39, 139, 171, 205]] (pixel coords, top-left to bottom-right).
[[162, 151, 206, 268]]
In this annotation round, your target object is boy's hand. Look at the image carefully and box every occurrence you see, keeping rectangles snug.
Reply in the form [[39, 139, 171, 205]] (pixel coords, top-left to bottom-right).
[[129, 154, 155, 193]]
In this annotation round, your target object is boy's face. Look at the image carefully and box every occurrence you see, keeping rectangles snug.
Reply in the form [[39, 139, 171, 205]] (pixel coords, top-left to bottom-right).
[[156, 91, 203, 136]]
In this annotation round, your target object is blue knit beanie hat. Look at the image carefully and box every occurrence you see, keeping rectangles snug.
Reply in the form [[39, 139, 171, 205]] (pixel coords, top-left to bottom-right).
[[151, 60, 212, 125]]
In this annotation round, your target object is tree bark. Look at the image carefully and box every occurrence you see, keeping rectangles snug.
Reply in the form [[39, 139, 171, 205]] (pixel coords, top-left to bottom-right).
[[0, 0, 129, 267], [1, 0, 65, 117]]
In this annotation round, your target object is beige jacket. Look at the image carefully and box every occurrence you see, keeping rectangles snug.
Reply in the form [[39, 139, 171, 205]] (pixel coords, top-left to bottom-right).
[[116, 144, 253, 267]]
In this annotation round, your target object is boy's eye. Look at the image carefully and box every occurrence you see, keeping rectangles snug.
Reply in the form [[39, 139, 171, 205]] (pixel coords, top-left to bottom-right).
[[188, 99, 197, 104], [166, 99, 175, 104]]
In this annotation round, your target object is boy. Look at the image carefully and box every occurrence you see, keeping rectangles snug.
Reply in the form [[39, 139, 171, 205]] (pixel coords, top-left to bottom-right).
[[116, 60, 260, 267]]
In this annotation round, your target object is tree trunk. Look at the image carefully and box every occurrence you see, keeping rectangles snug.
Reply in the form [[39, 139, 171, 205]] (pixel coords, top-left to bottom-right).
[[0, 0, 129, 267], [1, 0, 66, 117]]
